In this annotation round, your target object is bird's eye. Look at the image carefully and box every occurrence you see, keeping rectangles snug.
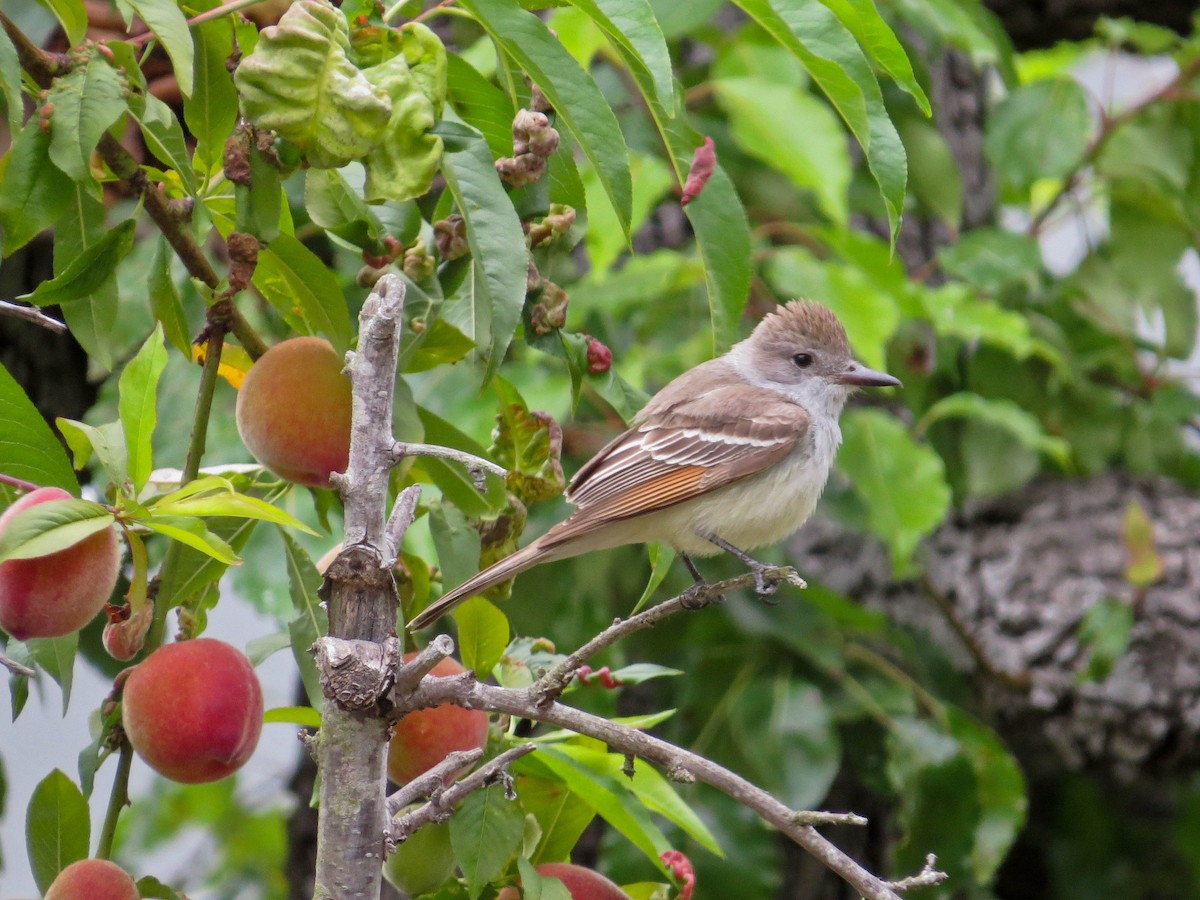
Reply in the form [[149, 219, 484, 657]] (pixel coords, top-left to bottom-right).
[[792, 352, 814, 369]]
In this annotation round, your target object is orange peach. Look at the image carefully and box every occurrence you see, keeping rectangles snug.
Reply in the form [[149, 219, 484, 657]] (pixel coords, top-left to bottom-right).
[[388, 653, 489, 786], [0, 487, 120, 640], [235, 336, 352, 488], [122, 638, 263, 783], [44, 858, 139, 900]]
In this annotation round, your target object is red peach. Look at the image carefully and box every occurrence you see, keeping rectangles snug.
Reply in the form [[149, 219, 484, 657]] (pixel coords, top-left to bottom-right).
[[44, 858, 139, 900], [235, 336, 352, 488], [536, 863, 632, 899], [122, 638, 263, 783], [0, 487, 120, 640], [388, 653, 489, 786]]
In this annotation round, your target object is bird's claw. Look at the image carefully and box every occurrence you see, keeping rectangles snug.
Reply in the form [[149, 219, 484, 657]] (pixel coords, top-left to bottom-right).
[[752, 565, 782, 604]]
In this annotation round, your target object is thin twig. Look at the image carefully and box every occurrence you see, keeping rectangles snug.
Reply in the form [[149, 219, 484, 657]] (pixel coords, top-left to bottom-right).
[[391, 441, 507, 488], [0, 299, 67, 332], [397, 672, 910, 900], [0, 653, 36, 677], [533, 567, 805, 704], [886, 854, 949, 892], [0, 473, 39, 494], [388, 744, 537, 844]]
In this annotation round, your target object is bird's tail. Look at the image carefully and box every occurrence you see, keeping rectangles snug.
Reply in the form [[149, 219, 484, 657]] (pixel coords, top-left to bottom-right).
[[406, 540, 552, 630]]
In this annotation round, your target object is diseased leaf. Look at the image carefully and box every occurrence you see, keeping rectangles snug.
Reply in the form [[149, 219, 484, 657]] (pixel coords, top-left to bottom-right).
[[460, 0, 632, 235], [234, 0, 391, 167], [26, 769, 89, 892]]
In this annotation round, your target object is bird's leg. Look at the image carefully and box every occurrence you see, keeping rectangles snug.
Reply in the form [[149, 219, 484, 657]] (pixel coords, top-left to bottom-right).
[[695, 532, 782, 601], [679, 554, 708, 609]]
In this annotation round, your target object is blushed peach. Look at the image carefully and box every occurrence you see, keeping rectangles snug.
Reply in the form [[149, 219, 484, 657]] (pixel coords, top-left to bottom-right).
[[44, 858, 139, 900], [235, 336, 352, 488], [122, 638, 263, 783], [0, 487, 120, 640], [388, 653, 489, 786]]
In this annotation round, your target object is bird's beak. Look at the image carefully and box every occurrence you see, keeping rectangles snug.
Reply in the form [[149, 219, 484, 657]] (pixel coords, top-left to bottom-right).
[[835, 360, 902, 388]]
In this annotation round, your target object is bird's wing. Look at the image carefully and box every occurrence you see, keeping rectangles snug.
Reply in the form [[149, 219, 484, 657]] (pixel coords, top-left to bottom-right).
[[555, 382, 810, 536]]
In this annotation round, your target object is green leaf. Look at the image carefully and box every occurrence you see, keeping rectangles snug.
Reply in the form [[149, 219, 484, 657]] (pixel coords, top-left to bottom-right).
[[157, 513, 262, 609], [733, 0, 907, 242], [837, 409, 950, 572], [118, 325, 168, 494], [150, 489, 319, 535], [125, 0, 194, 96], [440, 124, 529, 383], [52, 188, 123, 371], [149, 237, 191, 356], [0, 120, 76, 254], [46, 55, 128, 181], [141, 515, 239, 564], [20, 219, 136, 308], [517, 776, 596, 864], [234, 0, 391, 168], [0, 363, 78, 494], [0, 499, 114, 564], [0, 24, 22, 135], [521, 747, 670, 863], [400, 318, 477, 373], [280, 531, 328, 708], [132, 92, 197, 194], [919, 393, 1070, 466], [1122, 500, 1163, 587], [34, 0, 87, 47], [186, 15, 237, 176], [937, 227, 1042, 291], [264, 705, 323, 727], [816, 0, 930, 113], [714, 76, 850, 227], [454, 596, 510, 677], [897, 113, 962, 228], [567, 0, 674, 110], [450, 784, 526, 899], [55, 418, 129, 489], [554, 743, 722, 855], [253, 235, 354, 354], [460, 0, 633, 235], [445, 54, 516, 158], [304, 168, 384, 250], [946, 708, 1026, 882], [1077, 597, 1135, 683], [26, 769, 89, 892], [28, 633, 78, 714], [429, 502, 483, 599], [984, 78, 1091, 190]]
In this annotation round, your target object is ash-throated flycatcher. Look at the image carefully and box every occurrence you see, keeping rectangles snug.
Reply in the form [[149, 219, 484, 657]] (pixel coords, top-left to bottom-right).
[[408, 300, 899, 630]]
